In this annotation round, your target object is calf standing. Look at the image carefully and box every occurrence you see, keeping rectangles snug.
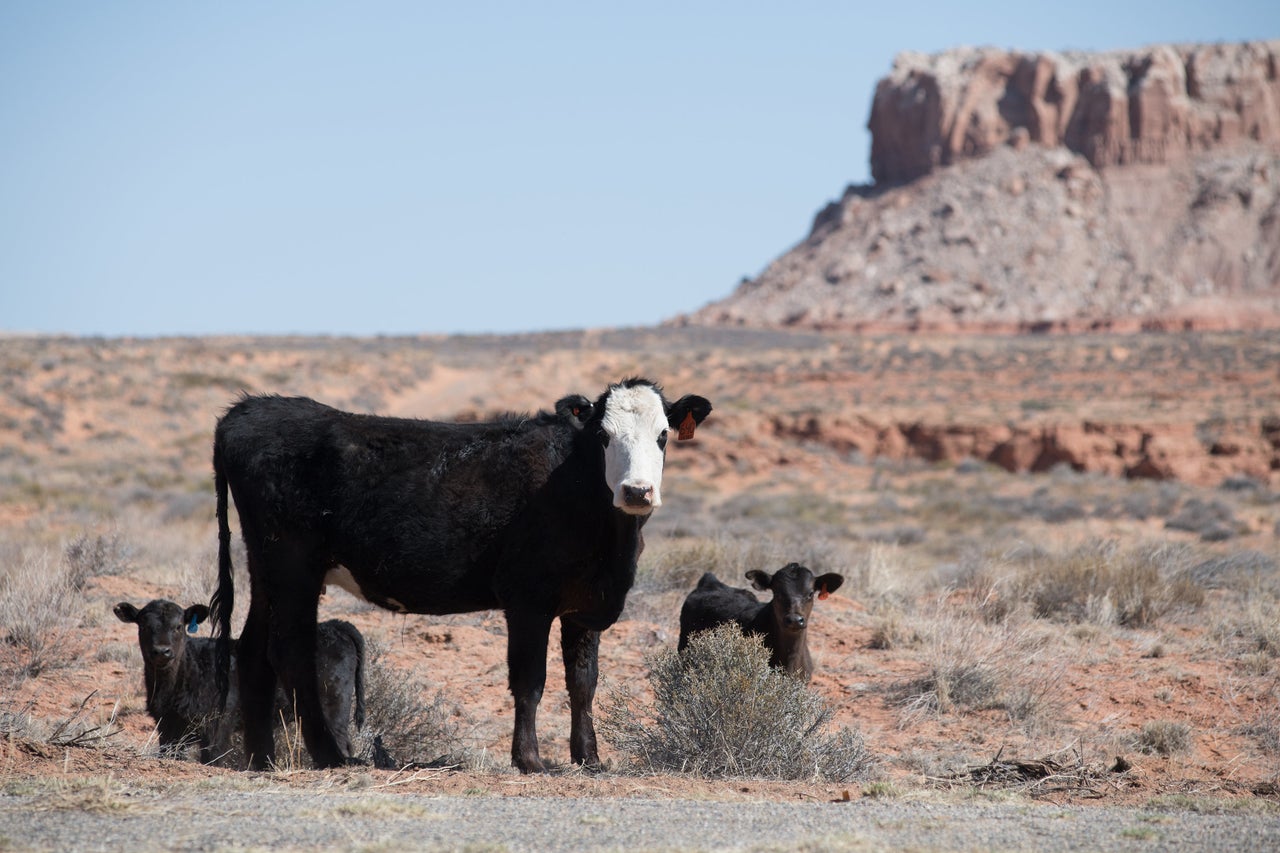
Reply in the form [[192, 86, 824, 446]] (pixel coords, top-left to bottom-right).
[[678, 563, 844, 682], [114, 599, 365, 764]]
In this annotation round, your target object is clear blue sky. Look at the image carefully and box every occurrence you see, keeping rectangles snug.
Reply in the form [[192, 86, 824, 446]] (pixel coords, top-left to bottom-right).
[[2, 2, 1275, 337]]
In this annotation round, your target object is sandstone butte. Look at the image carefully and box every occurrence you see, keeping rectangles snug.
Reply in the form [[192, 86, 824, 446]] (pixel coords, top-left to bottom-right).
[[671, 40, 1280, 486], [676, 40, 1280, 335]]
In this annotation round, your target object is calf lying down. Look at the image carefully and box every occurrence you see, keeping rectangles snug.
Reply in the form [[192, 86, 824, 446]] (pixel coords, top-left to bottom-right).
[[678, 563, 845, 682], [114, 599, 365, 765]]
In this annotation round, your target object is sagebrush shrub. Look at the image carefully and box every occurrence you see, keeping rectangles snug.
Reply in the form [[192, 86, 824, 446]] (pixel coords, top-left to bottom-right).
[[1013, 541, 1203, 627], [599, 624, 873, 780], [0, 550, 88, 680], [1135, 720, 1192, 756], [354, 642, 463, 768], [63, 531, 131, 586]]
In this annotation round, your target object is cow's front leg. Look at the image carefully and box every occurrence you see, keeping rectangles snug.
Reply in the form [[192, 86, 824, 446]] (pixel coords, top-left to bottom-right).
[[505, 608, 553, 773], [561, 618, 601, 767]]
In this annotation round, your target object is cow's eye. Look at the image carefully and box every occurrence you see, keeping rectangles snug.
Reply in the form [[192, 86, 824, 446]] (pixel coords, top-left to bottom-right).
[[657, 429, 669, 450]]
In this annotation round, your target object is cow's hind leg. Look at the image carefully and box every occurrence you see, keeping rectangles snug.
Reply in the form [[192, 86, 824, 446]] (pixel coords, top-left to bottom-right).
[[561, 618, 601, 768], [506, 609, 553, 773], [238, 588, 277, 770]]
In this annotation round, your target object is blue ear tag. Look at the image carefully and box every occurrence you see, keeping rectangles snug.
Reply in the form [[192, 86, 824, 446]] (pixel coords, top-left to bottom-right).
[[188, 614, 199, 635]]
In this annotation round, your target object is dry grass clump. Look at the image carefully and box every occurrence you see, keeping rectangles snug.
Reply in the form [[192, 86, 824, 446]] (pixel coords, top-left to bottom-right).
[[1236, 678, 1280, 756], [0, 548, 93, 681], [1165, 496, 1243, 541], [353, 642, 465, 769], [1189, 550, 1279, 593], [63, 531, 132, 584], [867, 605, 914, 651], [846, 544, 919, 605], [1, 691, 121, 750], [1134, 720, 1192, 756], [600, 624, 873, 781], [1213, 599, 1280, 672], [633, 537, 739, 595], [896, 599, 1063, 730], [1011, 540, 1204, 628]]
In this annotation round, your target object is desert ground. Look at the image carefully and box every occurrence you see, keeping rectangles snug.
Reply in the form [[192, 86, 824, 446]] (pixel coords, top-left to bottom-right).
[[2, 327, 1279, 848]]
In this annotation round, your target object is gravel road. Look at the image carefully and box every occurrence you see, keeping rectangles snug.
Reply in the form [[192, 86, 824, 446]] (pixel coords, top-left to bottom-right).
[[5, 789, 1279, 852]]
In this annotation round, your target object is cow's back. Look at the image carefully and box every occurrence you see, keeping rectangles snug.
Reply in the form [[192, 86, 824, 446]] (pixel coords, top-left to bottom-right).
[[215, 395, 340, 526], [216, 395, 581, 606], [678, 572, 763, 649]]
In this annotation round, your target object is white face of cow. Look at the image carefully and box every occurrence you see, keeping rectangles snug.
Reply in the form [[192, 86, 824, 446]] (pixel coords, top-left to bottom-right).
[[599, 383, 671, 515]]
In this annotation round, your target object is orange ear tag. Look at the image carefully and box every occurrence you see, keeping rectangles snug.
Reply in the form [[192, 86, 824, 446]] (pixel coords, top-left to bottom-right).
[[677, 411, 697, 441], [818, 584, 830, 601]]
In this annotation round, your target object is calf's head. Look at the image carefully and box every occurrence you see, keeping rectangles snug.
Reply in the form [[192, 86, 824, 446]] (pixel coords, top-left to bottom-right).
[[114, 599, 209, 671], [594, 379, 711, 515], [746, 563, 845, 633]]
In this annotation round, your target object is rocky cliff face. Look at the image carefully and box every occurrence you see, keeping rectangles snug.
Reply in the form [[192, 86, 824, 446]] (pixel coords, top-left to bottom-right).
[[867, 41, 1280, 184], [678, 41, 1280, 334]]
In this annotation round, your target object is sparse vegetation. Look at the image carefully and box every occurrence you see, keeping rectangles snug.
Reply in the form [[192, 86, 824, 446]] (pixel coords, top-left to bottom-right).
[[354, 642, 465, 769], [1010, 541, 1204, 628], [63, 531, 132, 583], [1134, 721, 1192, 756], [0, 548, 91, 680], [600, 624, 874, 781], [2, 330, 1280, 807], [896, 600, 1063, 731]]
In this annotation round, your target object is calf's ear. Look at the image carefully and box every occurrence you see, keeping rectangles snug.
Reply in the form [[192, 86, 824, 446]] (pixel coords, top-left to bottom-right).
[[745, 569, 772, 591], [666, 395, 712, 440], [114, 602, 140, 624], [184, 604, 211, 627], [554, 394, 594, 427], [814, 573, 845, 600]]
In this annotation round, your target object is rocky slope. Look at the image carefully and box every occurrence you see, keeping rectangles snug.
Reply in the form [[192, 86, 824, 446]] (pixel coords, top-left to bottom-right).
[[678, 40, 1280, 333]]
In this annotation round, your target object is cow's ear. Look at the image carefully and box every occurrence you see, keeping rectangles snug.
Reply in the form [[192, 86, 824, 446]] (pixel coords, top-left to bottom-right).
[[815, 573, 845, 600], [184, 604, 210, 627], [114, 602, 140, 624], [666, 395, 712, 440], [554, 394, 594, 428], [745, 569, 772, 591]]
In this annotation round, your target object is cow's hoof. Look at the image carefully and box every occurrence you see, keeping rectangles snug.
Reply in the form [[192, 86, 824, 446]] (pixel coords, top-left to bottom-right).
[[513, 756, 548, 774]]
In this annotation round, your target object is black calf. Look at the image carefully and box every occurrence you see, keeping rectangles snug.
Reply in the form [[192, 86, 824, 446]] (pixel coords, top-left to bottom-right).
[[678, 563, 845, 682], [115, 599, 364, 764]]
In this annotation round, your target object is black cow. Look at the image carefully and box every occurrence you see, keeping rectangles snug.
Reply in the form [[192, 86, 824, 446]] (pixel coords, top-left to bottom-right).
[[114, 599, 365, 763], [678, 563, 845, 682], [211, 378, 711, 772]]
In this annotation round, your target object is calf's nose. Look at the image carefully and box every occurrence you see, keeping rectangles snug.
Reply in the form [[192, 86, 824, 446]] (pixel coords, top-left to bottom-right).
[[784, 614, 807, 630]]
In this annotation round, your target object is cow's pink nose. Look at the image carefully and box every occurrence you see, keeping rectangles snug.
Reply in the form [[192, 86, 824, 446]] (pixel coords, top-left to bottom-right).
[[622, 484, 654, 507]]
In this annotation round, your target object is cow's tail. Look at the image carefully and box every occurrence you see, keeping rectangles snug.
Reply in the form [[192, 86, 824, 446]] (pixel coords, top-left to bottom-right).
[[210, 438, 235, 713]]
